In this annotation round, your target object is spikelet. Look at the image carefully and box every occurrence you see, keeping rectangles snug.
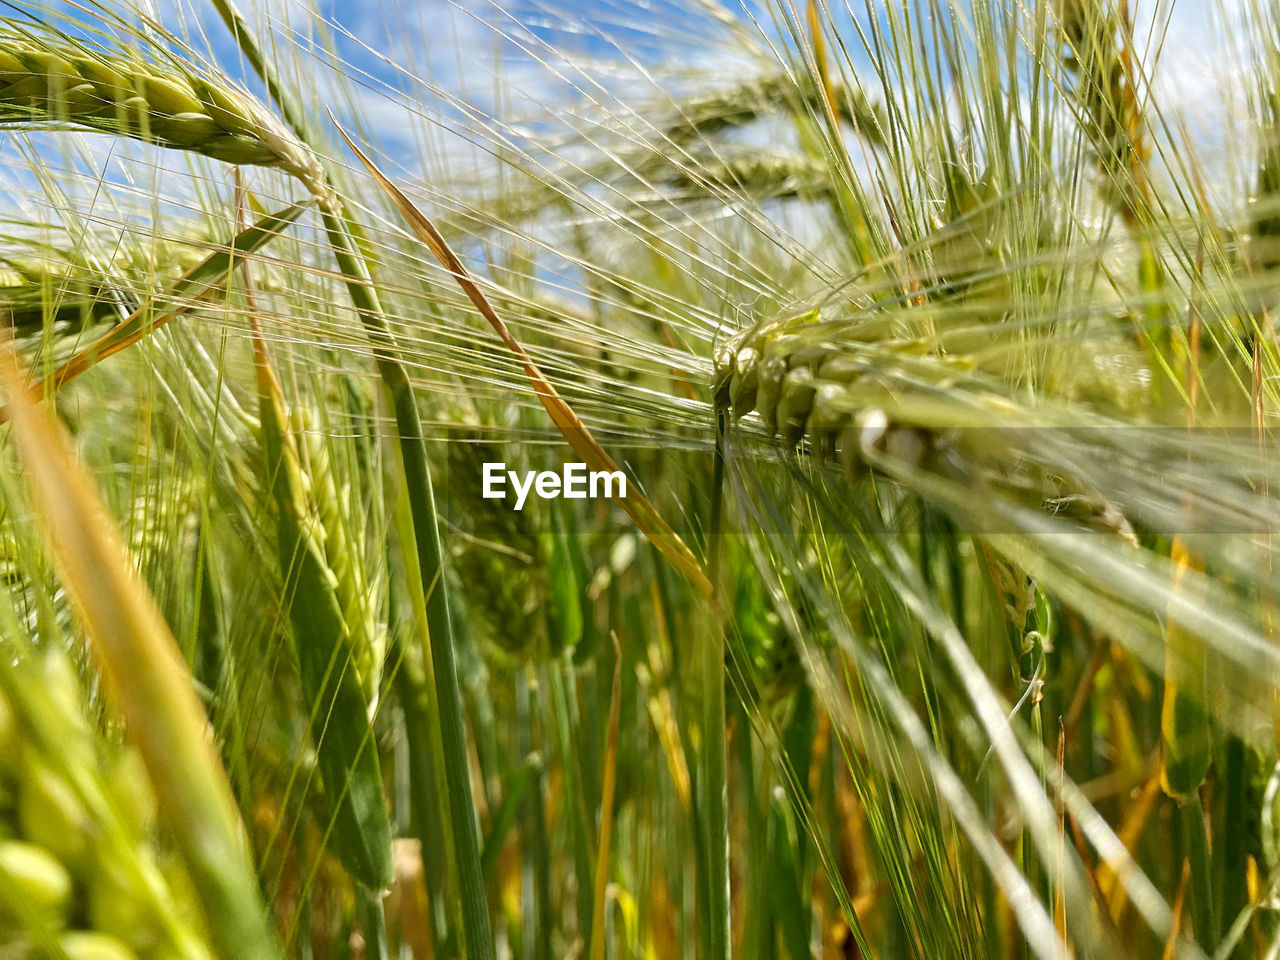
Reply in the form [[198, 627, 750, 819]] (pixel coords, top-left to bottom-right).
[[299, 417, 386, 708]]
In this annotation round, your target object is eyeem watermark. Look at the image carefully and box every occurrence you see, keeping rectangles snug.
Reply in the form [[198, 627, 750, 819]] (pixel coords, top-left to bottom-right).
[[482, 462, 626, 510]]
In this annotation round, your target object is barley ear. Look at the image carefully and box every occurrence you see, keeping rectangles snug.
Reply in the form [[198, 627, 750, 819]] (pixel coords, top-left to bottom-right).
[[0, 341, 282, 960], [0, 34, 327, 200], [250, 312, 395, 890]]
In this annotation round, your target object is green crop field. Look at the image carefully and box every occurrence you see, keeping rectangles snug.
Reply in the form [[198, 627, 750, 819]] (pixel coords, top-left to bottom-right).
[[0, 0, 1278, 957]]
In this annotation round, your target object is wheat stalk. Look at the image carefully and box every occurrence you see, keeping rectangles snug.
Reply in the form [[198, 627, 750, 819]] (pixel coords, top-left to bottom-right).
[[0, 33, 325, 199]]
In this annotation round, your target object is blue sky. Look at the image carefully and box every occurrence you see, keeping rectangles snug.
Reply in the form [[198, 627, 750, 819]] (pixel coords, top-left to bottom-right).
[[3, 0, 1253, 217], [22, 1, 1239, 139], [178, 0, 1239, 154]]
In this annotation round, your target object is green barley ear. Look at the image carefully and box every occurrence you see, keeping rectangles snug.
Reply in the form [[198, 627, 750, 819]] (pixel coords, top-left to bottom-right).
[[711, 303, 1144, 571], [0, 238, 208, 335], [0, 33, 325, 199], [248, 306, 394, 891], [662, 70, 883, 145], [0, 637, 216, 960], [300, 421, 388, 706], [0, 342, 281, 960], [1052, 0, 1149, 224], [666, 153, 833, 202], [0, 255, 119, 332]]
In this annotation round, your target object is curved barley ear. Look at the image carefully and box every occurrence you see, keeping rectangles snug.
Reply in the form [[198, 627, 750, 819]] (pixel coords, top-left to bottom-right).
[[0, 33, 325, 198], [713, 308, 1138, 538]]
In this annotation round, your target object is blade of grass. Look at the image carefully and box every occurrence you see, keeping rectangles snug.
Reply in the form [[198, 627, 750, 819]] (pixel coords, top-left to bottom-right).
[[589, 633, 624, 960], [699, 409, 730, 960], [479, 756, 537, 881], [360, 884, 391, 960], [0, 341, 282, 960], [389, 620, 459, 958], [1179, 795, 1216, 953], [1161, 540, 1216, 951], [384, 406, 467, 954], [516, 668, 555, 960], [548, 650, 596, 944]]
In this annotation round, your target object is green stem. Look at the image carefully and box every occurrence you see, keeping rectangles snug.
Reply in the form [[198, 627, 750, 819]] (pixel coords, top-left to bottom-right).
[[1220, 737, 1248, 960], [700, 410, 730, 960], [390, 623, 457, 957], [739, 708, 768, 960], [208, 4, 494, 955], [549, 657, 595, 943], [1181, 793, 1217, 951], [360, 885, 390, 960], [517, 669, 554, 960], [698, 632, 729, 960]]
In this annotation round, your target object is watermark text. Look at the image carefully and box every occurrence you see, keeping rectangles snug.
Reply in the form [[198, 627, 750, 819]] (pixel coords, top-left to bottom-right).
[[482, 462, 626, 510]]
